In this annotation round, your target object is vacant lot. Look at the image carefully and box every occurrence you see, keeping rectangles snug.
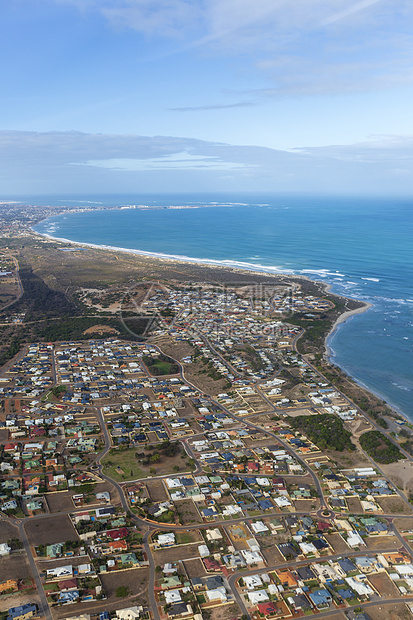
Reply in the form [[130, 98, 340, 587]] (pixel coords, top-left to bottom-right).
[[183, 558, 207, 579], [46, 481, 118, 513], [363, 603, 412, 620], [346, 496, 364, 513], [293, 498, 319, 511], [393, 517, 413, 533], [25, 514, 78, 546], [365, 535, 400, 551], [102, 447, 190, 482], [175, 499, 201, 525], [226, 523, 250, 549], [99, 567, 149, 603], [0, 520, 20, 544], [325, 449, 369, 469], [380, 461, 413, 494], [209, 603, 243, 620], [325, 533, 349, 553], [46, 492, 77, 513], [368, 572, 399, 597], [261, 545, 285, 566], [0, 553, 33, 582], [175, 530, 204, 545], [376, 496, 413, 515], [145, 479, 169, 502], [153, 543, 201, 565]]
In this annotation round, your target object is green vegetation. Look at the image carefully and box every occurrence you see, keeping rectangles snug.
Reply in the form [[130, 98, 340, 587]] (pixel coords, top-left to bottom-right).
[[359, 430, 404, 463], [33, 315, 148, 342], [287, 313, 333, 353], [51, 385, 67, 398], [10, 266, 79, 320], [116, 585, 131, 597], [103, 440, 184, 481], [143, 353, 179, 376], [290, 413, 355, 451]]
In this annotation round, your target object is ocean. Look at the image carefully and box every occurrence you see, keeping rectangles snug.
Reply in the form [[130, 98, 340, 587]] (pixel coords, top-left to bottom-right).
[[26, 193, 413, 419]]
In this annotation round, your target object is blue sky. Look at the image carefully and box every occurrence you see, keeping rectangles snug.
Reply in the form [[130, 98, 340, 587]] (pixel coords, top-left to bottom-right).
[[2, 0, 413, 194]]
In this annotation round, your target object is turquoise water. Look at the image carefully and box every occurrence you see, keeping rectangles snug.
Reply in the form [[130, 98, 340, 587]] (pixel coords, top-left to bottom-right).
[[28, 193, 413, 418]]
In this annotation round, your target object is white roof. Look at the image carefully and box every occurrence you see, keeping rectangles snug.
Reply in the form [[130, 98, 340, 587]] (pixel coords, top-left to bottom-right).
[[247, 590, 269, 604]]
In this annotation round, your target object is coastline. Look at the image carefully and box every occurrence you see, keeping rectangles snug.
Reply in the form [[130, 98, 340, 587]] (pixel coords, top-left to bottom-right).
[[32, 229, 296, 276], [27, 221, 406, 421], [325, 302, 373, 354]]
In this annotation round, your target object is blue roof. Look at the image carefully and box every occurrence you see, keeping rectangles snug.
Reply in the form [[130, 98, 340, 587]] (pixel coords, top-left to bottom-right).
[[308, 589, 332, 606], [258, 499, 273, 510], [337, 588, 354, 599]]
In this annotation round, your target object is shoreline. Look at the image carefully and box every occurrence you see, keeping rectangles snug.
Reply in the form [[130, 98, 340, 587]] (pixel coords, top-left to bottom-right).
[[32, 229, 297, 276], [27, 220, 406, 422], [325, 303, 373, 355]]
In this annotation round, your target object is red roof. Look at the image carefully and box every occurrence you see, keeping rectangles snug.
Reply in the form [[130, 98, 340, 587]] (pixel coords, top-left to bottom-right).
[[317, 521, 330, 531], [58, 579, 78, 591], [203, 557, 221, 571], [106, 527, 128, 540], [247, 462, 259, 471], [257, 602, 278, 616]]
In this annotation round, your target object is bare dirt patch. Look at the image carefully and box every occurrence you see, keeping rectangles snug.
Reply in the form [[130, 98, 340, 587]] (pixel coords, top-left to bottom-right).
[[261, 545, 285, 566], [324, 533, 349, 553], [99, 567, 149, 603], [45, 492, 77, 513], [83, 324, 119, 335], [325, 449, 370, 469], [380, 461, 413, 494], [393, 518, 413, 533], [376, 496, 413, 515], [145, 479, 169, 503], [0, 520, 20, 543], [293, 498, 320, 511], [183, 558, 208, 579], [175, 499, 202, 525], [25, 515, 78, 546], [153, 543, 201, 565], [363, 603, 412, 620], [368, 572, 399, 598], [0, 553, 33, 581], [365, 535, 400, 551], [346, 496, 364, 513], [208, 603, 243, 620]]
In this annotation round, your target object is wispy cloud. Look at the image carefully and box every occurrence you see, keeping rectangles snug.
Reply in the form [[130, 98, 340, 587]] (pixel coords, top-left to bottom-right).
[[2, 130, 413, 193], [168, 101, 255, 112], [321, 0, 382, 26], [53, 0, 413, 97]]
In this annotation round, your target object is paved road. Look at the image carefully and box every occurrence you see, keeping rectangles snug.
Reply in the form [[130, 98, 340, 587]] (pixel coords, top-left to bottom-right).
[[227, 546, 412, 620], [3, 336, 413, 620], [143, 530, 160, 620], [18, 521, 52, 620], [0, 253, 23, 312]]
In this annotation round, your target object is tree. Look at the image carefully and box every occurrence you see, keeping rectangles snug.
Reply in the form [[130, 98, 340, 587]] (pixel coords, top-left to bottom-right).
[[116, 585, 130, 597]]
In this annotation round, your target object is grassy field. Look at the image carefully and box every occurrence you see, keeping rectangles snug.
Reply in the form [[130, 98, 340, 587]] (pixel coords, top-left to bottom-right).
[[102, 447, 190, 481], [102, 450, 147, 481]]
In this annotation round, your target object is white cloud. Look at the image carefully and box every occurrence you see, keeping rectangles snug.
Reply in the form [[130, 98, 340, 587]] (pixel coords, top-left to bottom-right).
[[52, 0, 413, 96], [78, 151, 250, 170], [321, 0, 382, 26], [2, 130, 413, 193]]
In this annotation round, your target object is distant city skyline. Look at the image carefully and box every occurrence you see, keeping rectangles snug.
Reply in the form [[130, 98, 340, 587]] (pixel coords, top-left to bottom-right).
[[2, 1, 413, 194]]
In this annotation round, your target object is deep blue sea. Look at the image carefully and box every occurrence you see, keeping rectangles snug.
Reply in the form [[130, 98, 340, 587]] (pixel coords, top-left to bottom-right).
[[25, 193, 413, 419]]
